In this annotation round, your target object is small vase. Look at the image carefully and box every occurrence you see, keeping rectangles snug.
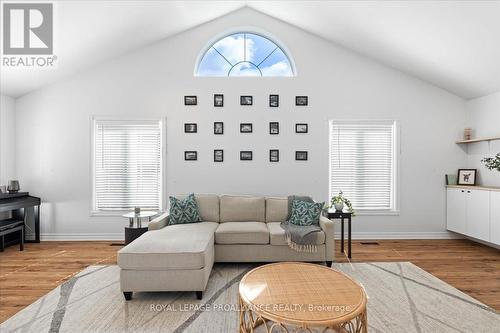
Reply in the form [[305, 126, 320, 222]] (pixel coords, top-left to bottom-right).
[[334, 202, 344, 212], [7, 180, 20, 193]]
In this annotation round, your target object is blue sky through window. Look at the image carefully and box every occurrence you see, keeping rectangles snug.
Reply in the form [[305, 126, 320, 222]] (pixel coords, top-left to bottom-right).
[[196, 33, 294, 77]]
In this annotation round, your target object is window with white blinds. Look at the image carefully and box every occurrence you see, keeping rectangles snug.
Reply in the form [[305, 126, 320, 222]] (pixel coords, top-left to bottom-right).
[[93, 119, 163, 211], [329, 120, 397, 212]]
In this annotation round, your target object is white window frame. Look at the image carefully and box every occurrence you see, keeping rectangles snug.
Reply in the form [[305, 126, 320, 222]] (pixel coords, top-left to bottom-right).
[[90, 116, 166, 216], [329, 119, 400, 216]]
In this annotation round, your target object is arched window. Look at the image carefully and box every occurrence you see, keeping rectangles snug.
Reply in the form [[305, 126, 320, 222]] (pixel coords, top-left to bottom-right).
[[196, 32, 295, 77]]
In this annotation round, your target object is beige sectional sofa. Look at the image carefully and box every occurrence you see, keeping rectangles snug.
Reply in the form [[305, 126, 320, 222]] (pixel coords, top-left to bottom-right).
[[118, 194, 335, 300]]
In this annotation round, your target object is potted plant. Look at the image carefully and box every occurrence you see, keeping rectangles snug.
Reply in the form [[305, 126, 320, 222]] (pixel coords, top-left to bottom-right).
[[481, 153, 500, 172], [330, 191, 355, 215]]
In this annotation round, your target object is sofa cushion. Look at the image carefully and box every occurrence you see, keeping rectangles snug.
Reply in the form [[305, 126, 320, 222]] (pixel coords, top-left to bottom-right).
[[118, 222, 218, 270], [215, 222, 269, 244], [289, 200, 324, 226], [174, 194, 219, 222], [267, 222, 325, 246], [220, 195, 265, 222], [169, 193, 202, 224], [266, 197, 288, 222]]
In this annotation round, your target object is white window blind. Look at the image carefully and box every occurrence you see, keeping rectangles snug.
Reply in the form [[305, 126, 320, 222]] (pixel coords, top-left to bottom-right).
[[93, 119, 162, 211], [329, 120, 397, 211]]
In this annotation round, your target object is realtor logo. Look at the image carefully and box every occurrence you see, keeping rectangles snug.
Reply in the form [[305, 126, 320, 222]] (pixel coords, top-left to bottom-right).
[[3, 3, 53, 55]]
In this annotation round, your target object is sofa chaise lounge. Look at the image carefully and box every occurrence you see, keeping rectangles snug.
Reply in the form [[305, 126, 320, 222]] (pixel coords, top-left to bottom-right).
[[117, 194, 335, 300]]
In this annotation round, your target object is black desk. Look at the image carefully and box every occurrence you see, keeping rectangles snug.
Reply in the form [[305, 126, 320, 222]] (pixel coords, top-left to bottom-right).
[[327, 211, 353, 259], [0, 193, 41, 245]]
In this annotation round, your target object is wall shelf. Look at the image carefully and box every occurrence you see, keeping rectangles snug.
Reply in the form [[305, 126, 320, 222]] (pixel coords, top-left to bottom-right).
[[455, 136, 500, 144]]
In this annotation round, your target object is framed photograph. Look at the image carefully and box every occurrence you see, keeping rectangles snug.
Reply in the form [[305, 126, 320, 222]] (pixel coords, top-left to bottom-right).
[[214, 94, 224, 107], [184, 123, 197, 133], [295, 96, 308, 106], [184, 151, 197, 161], [240, 96, 253, 106], [184, 96, 197, 105], [295, 123, 308, 133], [269, 122, 279, 135], [295, 151, 308, 161], [214, 150, 224, 162], [240, 151, 253, 161], [269, 95, 279, 107], [457, 169, 477, 185], [240, 123, 253, 133], [445, 174, 457, 185], [269, 149, 279, 162], [213, 122, 224, 135]]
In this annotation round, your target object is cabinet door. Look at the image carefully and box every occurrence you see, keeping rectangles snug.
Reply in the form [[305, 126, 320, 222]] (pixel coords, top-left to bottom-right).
[[447, 188, 466, 234], [466, 189, 490, 241], [490, 191, 500, 245]]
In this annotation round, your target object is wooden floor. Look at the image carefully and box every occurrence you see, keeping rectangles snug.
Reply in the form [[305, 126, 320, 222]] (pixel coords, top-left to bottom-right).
[[0, 239, 499, 323]]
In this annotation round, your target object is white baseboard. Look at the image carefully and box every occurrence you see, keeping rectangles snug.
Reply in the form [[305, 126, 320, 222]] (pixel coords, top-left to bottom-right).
[[40, 231, 461, 241], [40, 233, 123, 241]]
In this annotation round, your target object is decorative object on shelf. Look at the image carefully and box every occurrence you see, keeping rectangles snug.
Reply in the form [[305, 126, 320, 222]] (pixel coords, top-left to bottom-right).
[[269, 122, 279, 135], [184, 123, 197, 133], [269, 149, 279, 162], [184, 151, 197, 161], [214, 94, 223, 107], [0, 185, 6, 193], [240, 96, 253, 106], [296, 123, 308, 133], [445, 174, 457, 185], [214, 150, 223, 162], [295, 96, 308, 106], [330, 190, 355, 215], [214, 122, 224, 135], [240, 151, 253, 161], [295, 151, 308, 161], [457, 169, 477, 185], [463, 128, 472, 140], [481, 153, 500, 172], [184, 96, 197, 105], [269, 94, 279, 107], [240, 123, 253, 133], [7, 180, 20, 193]]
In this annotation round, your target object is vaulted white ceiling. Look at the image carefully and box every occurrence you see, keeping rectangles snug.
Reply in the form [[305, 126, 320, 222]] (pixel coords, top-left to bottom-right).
[[1, 1, 499, 99]]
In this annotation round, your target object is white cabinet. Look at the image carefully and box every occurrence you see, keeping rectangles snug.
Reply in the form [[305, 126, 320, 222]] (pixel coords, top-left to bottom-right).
[[446, 188, 466, 234], [491, 191, 500, 245], [446, 186, 497, 245]]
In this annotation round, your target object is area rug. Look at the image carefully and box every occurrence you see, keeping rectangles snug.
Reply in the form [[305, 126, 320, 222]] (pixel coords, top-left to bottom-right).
[[1, 262, 498, 332]]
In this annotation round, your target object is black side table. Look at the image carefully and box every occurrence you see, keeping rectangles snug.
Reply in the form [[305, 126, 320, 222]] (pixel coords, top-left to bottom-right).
[[327, 211, 353, 259], [124, 226, 148, 245]]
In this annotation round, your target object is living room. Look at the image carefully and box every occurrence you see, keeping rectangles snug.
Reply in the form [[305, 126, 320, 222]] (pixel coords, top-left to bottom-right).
[[0, 1, 499, 332]]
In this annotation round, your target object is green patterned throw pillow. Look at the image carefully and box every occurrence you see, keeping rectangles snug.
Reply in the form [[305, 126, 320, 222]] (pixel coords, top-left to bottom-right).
[[169, 194, 202, 225], [288, 199, 324, 226]]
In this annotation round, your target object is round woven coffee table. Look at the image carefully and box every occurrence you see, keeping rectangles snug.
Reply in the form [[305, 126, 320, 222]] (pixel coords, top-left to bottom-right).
[[238, 262, 367, 333]]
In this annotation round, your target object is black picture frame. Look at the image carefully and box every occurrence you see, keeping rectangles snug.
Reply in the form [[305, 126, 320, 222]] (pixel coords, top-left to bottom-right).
[[214, 150, 224, 162], [269, 149, 279, 162], [184, 151, 197, 161], [295, 123, 308, 133], [295, 96, 308, 106], [184, 123, 197, 133], [214, 122, 224, 135], [295, 151, 308, 161], [240, 123, 253, 133], [184, 96, 197, 105], [214, 94, 224, 107], [269, 95, 279, 107], [457, 169, 477, 185], [240, 96, 253, 106], [240, 151, 253, 161], [269, 122, 279, 135]]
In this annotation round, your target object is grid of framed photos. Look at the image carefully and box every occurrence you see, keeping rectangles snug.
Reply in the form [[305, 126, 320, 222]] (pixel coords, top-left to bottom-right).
[[183, 94, 310, 162]]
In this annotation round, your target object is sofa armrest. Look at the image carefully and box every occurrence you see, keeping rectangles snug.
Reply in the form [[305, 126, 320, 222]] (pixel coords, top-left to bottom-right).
[[319, 214, 335, 261], [148, 212, 169, 231]]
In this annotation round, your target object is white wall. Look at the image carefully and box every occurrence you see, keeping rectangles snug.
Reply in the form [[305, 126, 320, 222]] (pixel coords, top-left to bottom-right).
[[14, 8, 467, 240], [465, 91, 500, 187], [0, 94, 16, 186]]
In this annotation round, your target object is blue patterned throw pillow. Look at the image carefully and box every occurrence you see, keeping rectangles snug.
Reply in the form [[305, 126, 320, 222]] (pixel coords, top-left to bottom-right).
[[169, 194, 202, 225], [288, 199, 324, 226]]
